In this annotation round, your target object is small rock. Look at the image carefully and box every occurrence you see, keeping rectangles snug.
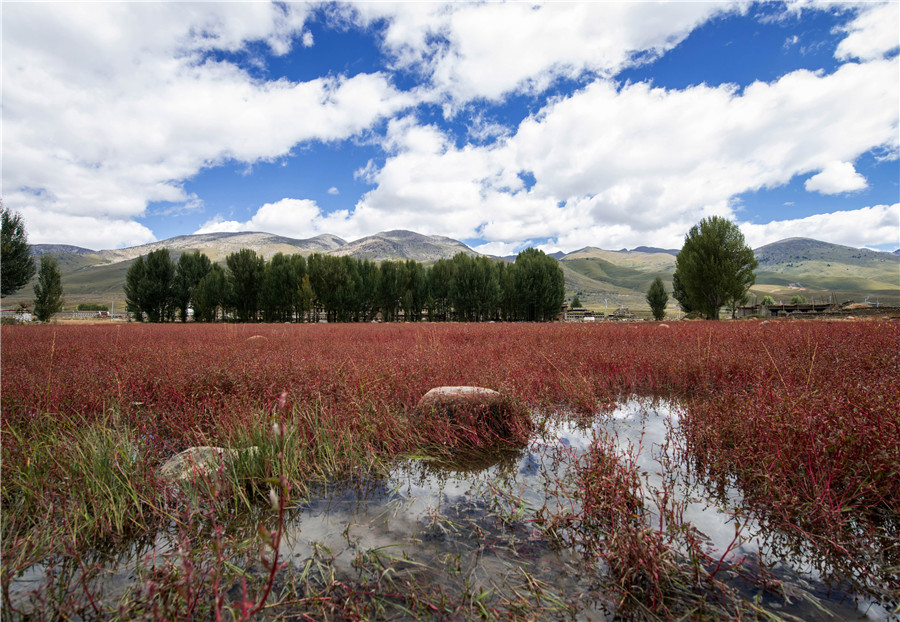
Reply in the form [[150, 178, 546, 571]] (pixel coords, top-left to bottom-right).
[[658, 323, 670, 329], [159, 446, 229, 483], [158, 446, 259, 483]]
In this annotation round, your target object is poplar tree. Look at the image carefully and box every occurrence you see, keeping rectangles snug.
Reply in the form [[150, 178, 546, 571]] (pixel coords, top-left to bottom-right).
[[33, 255, 64, 321], [645, 276, 668, 321]]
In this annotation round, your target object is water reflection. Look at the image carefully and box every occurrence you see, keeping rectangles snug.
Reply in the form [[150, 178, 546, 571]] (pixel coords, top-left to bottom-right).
[[8, 399, 896, 620]]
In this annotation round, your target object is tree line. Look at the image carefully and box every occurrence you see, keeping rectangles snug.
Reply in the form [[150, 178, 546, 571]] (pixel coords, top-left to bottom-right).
[[1, 203, 65, 321], [124, 247, 565, 323]]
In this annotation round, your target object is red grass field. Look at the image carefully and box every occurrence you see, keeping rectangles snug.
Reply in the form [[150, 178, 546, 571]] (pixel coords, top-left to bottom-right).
[[2, 319, 898, 617]]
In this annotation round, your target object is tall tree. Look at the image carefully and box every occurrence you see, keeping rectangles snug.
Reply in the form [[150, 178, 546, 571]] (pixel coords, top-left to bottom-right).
[[124, 255, 147, 321], [671, 272, 693, 314], [226, 249, 265, 322], [513, 248, 565, 321], [193, 263, 227, 322], [1, 204, 36, 297], [401, 259, 426, 321], [673, 216, 758, 320], [645, 276, 668, 321], [173, 251, 212, 322], [33, 255, 64, 321], [377, 260, 401, 322], [261, 252, 297, 322], [142, 248, 176, 322], [295, 274, 315, 322], [289, 254, 309, 321], [427, 258, 454, 321], [449, 253, 479, 321]]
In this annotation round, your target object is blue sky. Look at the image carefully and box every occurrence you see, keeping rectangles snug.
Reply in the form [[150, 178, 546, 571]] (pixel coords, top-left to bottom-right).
[[3, 1, 898, 253]]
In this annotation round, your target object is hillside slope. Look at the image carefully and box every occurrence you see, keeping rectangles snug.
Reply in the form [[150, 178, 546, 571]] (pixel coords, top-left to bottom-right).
[[330, 230, 476, 262], [6, 232, 898, 312]]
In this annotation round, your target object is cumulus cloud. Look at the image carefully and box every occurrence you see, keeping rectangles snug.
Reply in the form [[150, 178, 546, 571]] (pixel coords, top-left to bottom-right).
[[4, 1, 898, 254], [196, 198, 357, 240], [804, 161, 868, 194], [343, 56, 898, 251], [835, 2, 900, 62], [351, 2, 739, 105], [740, 204, 900, 249], [2, 2, 411, 248]]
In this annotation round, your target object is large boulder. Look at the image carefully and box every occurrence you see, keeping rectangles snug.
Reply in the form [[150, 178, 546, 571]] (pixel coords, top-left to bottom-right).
[[415, 386, 531, 443], [417, 386, 503, 414]]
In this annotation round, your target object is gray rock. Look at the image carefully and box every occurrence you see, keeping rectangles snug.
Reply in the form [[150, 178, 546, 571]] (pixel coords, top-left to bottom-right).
[[159, 446, 259, 483]]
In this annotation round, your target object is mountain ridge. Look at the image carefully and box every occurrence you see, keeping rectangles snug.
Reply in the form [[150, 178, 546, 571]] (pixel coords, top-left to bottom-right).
[[13, 231, 899, 311]]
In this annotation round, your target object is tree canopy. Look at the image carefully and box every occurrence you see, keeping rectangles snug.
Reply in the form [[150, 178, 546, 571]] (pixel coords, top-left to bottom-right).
[[646, 276, 668, 321], [121, 247, 567, 323], [124, 249, 176, 322], [1, 204, 36, 297], [673, 216, 758, 320], [33, 255, 64, 321]]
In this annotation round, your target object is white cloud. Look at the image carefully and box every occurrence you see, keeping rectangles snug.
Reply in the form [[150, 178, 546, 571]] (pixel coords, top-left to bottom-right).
[[196, 198, 356, 241], [2, 2, 412, 247], [471, 240, 533, 257], [352, 2, 740, 105], [342, 57, 898, 252], [15, 209, 156, 251], [327, 187, 340, 195], [835, 2, 900, 62], [740, 204, 900, 249], [804, 161, 868, 194]]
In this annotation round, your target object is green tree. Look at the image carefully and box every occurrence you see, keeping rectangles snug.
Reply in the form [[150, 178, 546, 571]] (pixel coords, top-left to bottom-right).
[[761, 295, 776, 306], [226, 249, 265, 322], [645, 276, 668, 321], [295, 273, 315, 322], [261, 252, 298, 322], [673, 216, 758, 320], [513, 248, 565, 322], [671, 272, 693, 313], [449, 253, 479, 321], [426, 258, 454, 321], [33, 255, 64, 321], [143, 249, 176, 322], [173, 251, 212, 322], [289, 254, 310, 321], [377, 260, 402, 322], [124, 255, 146, 321], [790, 295, 808, 304], [1, 204, 36, 297], [193, 264, 227, 322], [401, 259, 427, 321], [570, 295, 582, 309]]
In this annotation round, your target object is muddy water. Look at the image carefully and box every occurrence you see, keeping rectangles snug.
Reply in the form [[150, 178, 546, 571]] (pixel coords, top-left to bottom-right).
[[8, 400, 896, 619]]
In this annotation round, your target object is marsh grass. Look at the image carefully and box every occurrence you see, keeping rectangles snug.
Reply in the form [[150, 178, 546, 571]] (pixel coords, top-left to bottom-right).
[[2, 321, 898, 620]]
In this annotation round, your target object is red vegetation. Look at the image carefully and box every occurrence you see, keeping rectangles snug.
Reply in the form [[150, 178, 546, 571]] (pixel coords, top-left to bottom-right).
[[2, 320, 898, 548]]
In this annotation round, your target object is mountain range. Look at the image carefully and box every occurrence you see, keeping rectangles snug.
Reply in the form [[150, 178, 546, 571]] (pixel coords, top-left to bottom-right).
[[8, 230, 899, 312]]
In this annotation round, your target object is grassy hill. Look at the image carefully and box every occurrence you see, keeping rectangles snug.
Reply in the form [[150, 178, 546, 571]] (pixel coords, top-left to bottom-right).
[[750, 238, 899, 306], [5, 232, 897, 314]]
